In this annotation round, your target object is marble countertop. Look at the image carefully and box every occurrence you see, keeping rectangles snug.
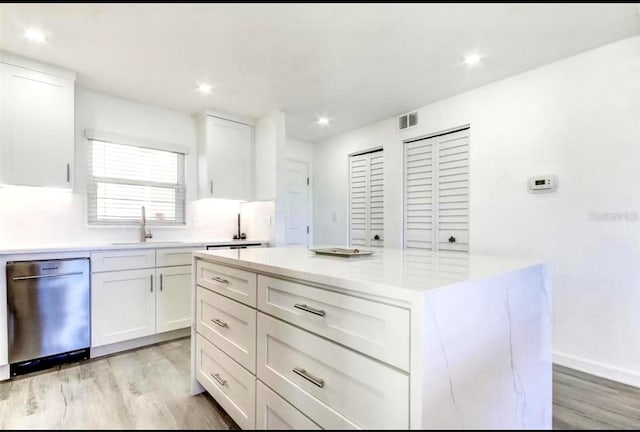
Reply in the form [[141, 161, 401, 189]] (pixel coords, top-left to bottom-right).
[[194, 246, 544, 301], [0, 239, 269, 256]]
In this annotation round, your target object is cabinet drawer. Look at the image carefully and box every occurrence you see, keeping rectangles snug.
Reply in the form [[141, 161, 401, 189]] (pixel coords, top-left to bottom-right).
[[91, 249, 156, 272], [258, 275, 410, 371], [256, 381, 320, 430], [156, 247, 201, 267], [195, 334, 255, 430], [257, 313, 409, 429], [196, 286, 256, 373], [196, 260, 257, 307]]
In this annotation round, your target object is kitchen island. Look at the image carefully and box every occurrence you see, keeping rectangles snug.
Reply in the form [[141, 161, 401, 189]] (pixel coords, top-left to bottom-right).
[[190, 246, 551, 429]]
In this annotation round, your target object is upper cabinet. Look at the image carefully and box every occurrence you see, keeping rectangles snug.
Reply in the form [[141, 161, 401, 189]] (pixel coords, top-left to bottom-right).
[[198, 114, 253, 200], [0, 54, 75, 188]]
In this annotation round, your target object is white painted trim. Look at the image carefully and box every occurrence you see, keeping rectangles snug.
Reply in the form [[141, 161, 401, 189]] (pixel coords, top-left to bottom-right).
[[201, 109, 255, 127], [348, 145, 383, 157], [554, 351, 640, 387], [84, 129, 190, 155], [0, 50, 76, 81], [90, 327, 190, 358]]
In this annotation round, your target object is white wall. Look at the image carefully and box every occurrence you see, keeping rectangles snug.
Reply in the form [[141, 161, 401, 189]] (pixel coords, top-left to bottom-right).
[[314, 36, 640, 385], [0, 88, 244, 246]]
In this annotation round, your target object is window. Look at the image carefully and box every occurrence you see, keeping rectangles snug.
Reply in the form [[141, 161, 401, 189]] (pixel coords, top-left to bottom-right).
[[88, 140, 186, 225], [404, 127, 469, 252]]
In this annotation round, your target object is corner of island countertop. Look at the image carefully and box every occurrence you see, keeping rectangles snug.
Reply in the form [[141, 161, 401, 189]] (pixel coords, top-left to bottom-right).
[[193, 246, 545, 301]]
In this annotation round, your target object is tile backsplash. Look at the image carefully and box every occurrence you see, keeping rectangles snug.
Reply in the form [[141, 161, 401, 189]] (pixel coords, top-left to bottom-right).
[[0, 185, 273, 246]]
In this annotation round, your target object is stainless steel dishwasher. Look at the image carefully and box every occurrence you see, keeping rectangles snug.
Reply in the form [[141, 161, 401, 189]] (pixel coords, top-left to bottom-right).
[[7, 258, 90, 376]]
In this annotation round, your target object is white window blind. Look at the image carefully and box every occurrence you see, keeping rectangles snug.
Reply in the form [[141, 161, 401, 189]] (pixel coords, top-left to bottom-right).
[[404, 128, 469, 252], [88, 140, 186, 225], [349, 149, 384, 248]]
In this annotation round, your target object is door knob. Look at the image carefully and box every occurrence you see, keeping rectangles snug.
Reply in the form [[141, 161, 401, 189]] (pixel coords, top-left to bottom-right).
[[448, 236, 456, 243]]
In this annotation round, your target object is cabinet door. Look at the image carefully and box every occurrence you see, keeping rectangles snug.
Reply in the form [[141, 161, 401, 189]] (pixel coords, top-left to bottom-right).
[[0, 63, 74, 188], [91, 269, 156, 347], [156, 265, 192, 333], [202, 116, 252, 200]]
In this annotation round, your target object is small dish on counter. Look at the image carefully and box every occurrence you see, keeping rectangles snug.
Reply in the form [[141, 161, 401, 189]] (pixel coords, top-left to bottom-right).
[[309, 247, 374, 257]]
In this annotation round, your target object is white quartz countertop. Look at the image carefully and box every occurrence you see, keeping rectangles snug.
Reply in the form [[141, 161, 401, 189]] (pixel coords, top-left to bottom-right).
[[194, 246, 544, 301], [0, 239, 268, 256]]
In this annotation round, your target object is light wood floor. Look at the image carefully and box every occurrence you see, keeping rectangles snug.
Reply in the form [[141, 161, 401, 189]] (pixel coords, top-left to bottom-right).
[[0, 337, 238, 429], [1, 338, 639, 429], [553, 364, 640, 430]]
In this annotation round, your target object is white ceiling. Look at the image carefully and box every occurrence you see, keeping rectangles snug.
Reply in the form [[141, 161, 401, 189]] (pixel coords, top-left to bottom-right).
[[1, 3, 638, 142]]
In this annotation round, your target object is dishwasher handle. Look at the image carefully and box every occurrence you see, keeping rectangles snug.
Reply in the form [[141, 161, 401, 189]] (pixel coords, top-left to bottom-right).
[[12, 272, 84, 281]]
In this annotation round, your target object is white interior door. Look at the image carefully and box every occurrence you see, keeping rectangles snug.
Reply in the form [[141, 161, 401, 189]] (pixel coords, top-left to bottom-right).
[[404, 128, 469, 252], [349, 154, 369, 247], [349, 150, 384, 248], [283, 159, 309, 246]]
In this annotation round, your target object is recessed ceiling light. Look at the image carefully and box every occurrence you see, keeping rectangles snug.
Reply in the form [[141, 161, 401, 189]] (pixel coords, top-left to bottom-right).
[[317, 116, 330, 126], [196, 83, 213, 94], [463, 53, 483, 66], [24, 27, 46, 43]]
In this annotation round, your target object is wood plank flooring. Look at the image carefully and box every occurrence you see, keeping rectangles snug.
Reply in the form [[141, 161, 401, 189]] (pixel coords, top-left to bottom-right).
[[1, 338, 639, 429], [0, 337, 238, 429], [553, 364, 640, 429]]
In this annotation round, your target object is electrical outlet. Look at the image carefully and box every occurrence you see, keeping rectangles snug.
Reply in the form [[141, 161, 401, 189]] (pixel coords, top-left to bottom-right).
[[332, 211, 337, 222]]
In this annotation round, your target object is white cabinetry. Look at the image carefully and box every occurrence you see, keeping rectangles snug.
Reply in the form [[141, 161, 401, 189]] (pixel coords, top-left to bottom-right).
[[0, 55, 75, 188], [195, 334, 256, 430], [91, 247, 197, 349], [256, 381, 320, 430], [198, 115, 253, 200], [156, 265, 192, 333], [192, 256, 410, 429], [91, 268, 156, 346]]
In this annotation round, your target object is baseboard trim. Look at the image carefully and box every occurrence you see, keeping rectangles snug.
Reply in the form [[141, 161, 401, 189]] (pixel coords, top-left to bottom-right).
[[91, 327, 191, 358], [554, 351, 640, 388], [0, 363, 9, 381]]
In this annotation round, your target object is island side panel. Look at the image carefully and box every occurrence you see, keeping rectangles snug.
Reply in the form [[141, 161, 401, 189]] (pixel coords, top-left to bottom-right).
[[191, 255, 205, 395], [419, 264, 551, 429]]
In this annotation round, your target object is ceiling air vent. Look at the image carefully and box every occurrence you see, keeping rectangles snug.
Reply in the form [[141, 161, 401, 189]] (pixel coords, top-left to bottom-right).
[[398, 111, 418, 131]]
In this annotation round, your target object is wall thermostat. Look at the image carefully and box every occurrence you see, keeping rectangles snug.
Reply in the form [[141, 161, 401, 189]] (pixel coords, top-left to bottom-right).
[[528, 175, 558, 193]]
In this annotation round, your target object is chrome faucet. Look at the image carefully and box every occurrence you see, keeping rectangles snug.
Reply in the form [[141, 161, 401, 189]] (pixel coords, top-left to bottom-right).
[[141, 206, 153, 242]]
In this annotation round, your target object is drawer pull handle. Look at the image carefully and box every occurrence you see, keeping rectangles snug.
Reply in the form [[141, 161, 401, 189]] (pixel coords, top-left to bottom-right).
[[292, 367, 325, 388], [211, 373, 227, 386], [294, 304, 326, 317], [211, 318, 228, 328], [211, 276, 229, 284]]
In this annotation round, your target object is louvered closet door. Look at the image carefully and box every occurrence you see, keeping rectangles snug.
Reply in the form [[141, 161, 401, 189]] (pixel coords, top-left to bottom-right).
[[349, 154, 369, 247], [436, 129, 469, 252], [369, 152, 384, 247], [404, 138, 435, 249], [404, 128, 469, 252]]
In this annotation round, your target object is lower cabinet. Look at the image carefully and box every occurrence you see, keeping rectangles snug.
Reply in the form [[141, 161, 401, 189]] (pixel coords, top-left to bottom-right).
[[92, 263, 193, 348], [156, 265, 192, 333], [195, 334, 256, 430], [257, 313, 409, 429], [91, 268, 156, 347], [193, 260, 411, 430], [256, 381, 320, 430]]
